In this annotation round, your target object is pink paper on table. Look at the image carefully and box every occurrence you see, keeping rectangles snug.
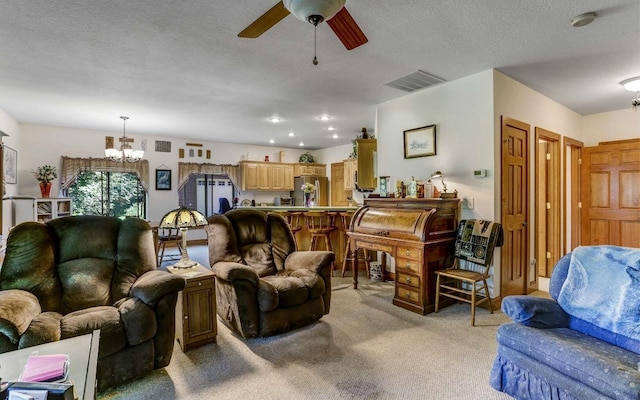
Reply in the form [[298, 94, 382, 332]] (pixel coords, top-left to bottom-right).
[[21, 354, 69, 382]]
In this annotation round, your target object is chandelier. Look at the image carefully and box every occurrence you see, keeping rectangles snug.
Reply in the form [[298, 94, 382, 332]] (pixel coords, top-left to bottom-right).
[[105, 116, 144, 162]]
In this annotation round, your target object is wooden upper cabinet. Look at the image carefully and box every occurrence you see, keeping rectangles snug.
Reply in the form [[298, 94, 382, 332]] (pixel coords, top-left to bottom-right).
[[240, 161, 294, 191], [293, 163, 326, 177], [344, 159, 357, 190], [356, 139, 377, 190], [270, 163, 294, 191]]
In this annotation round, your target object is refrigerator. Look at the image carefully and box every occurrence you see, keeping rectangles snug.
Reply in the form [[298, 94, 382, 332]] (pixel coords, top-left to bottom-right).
[[292, 176, 329, 206]]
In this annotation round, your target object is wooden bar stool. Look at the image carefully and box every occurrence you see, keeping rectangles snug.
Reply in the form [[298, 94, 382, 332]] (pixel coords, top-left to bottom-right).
[[339, 211, 370, 278], [304, 211, 337, 272]]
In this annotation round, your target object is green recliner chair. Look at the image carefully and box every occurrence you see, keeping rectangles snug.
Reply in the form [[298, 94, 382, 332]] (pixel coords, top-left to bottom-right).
[[0, 216, 186, 391]]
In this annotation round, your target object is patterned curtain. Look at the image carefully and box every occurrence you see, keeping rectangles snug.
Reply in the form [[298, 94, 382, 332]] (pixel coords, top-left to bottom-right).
[[60, 157, 150, 191], [177, 162, 239, 190]]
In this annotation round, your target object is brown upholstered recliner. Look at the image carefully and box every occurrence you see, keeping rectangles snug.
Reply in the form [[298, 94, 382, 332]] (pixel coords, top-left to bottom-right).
[[206, 209, 334, 338], [0, 216, 186, 391]]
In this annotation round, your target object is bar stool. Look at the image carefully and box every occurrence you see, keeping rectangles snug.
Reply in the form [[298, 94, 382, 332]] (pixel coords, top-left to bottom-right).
[[304, 210, 338, 272], [339, 211, 370, 278]]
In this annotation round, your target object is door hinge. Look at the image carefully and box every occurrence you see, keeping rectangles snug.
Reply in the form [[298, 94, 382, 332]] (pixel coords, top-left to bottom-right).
[[578, 158, 582, 165], [546, 153, 551, 160], [546, 252, 552, 259], [578, 202, 582, 208], [546, 202, 551, 209]]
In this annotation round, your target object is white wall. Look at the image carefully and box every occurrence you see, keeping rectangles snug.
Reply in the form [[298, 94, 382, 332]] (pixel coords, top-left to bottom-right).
[[17, 123, 312, 221], [377, 70, 496, 220], [581, 108, 640, 146]]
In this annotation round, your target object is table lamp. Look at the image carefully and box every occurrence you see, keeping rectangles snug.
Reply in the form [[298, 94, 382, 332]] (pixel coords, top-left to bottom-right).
[[431, 171, 458, 198], [159, 206, 207, 268]]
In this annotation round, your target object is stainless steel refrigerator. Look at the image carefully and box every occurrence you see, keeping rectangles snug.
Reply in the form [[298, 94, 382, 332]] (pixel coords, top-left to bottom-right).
[[292, 176, 328, 206]]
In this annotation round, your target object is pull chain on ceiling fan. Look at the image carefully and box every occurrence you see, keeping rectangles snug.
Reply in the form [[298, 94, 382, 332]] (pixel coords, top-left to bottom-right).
[[238, 0, 368, 60]]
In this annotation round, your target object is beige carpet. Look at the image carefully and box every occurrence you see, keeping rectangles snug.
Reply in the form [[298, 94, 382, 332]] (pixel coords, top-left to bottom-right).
[[101, 254, 514, 400]]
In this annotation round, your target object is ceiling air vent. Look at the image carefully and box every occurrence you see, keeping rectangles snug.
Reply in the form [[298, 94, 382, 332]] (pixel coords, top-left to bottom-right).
[[383, 70, 445, 92]]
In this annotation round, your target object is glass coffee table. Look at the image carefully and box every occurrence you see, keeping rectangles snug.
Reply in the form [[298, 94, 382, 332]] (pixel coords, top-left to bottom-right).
[[0, 330, 99, 400]]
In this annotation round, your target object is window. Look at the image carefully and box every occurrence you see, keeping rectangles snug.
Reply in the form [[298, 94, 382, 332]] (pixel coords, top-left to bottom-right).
[[67, 171, 147, 218]]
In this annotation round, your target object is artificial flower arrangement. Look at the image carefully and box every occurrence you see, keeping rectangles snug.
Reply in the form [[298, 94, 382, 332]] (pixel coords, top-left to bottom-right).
[[301, 182, 316, 193], [34, 165, 58, 183]]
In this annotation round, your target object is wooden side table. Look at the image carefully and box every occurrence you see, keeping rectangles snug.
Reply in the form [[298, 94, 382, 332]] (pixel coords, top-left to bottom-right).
[[163, 264, 217, 351]]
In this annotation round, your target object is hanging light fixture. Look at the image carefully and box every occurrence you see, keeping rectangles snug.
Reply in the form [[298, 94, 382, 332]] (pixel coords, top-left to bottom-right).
[[620, 76, 640, 110], [283, 0, 346, 66], [105, 116, 144, 162]]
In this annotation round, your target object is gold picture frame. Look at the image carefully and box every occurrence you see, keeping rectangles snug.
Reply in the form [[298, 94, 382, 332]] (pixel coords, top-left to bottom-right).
[[403, 125, 436, 158]]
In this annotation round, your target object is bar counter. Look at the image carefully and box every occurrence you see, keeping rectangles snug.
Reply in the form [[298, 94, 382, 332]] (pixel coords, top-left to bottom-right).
[[237, 206, 360, 271]]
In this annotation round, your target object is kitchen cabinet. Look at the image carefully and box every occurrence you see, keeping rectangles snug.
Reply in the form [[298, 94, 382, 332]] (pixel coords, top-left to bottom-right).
[[343, 159, 357, 190], [293, 163, 326, 177], [240, 161, 294, 191]]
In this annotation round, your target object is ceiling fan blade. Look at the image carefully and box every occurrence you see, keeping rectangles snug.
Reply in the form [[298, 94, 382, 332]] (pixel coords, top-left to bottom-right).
[[326, 7, 368, 50], [238, 1, 290, 38]]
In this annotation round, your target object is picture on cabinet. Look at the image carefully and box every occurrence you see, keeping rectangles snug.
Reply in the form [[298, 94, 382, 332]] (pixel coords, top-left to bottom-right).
[[403, 125, 436, 158], [156, 169, 171, 190], [3, 145, 17, 184]]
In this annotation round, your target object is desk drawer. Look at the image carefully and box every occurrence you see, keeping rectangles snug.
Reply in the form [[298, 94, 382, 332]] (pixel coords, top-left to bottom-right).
[[397, 272, 420, 288], [396, 286, 421, 305], [396, 246, 421, 260], [395, 257, 421, 275]]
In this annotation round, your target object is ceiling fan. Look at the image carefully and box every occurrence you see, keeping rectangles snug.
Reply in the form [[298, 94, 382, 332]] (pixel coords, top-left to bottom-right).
[[238, 0, 368, 51]]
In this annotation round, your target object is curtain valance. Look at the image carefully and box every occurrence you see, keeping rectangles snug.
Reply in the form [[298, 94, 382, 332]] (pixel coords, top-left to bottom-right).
[[177, 163, 239, 190], [61, 157, 150, 191]]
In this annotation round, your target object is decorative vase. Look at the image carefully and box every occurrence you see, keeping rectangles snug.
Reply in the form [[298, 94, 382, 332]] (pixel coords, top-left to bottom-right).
[[304, 193, 314, 208], [39, 182, 52, 198]]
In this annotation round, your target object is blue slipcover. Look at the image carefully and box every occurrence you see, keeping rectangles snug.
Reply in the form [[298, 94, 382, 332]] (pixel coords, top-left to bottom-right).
[[490, 246, 640, 400]]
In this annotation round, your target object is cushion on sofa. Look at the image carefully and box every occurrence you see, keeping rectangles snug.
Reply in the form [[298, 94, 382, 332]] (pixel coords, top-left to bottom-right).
[[259, 275, 309, 309], [19, 311, 63, 349], [496, 323, 640, 400]]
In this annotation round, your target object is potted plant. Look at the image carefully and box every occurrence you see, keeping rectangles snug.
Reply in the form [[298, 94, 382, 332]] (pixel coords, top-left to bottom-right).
[[33, 164, 58, 198]]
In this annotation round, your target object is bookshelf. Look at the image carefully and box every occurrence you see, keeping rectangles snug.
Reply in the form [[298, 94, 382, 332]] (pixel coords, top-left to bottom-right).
[[3, 197, 73, 232]]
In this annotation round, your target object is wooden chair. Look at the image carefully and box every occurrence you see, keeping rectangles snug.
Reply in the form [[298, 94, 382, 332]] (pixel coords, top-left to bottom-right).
[[339, 211, 370, 278], [434, 220, 504, 326], [157, 228, 183, 265], [304, 211, 338, 272]]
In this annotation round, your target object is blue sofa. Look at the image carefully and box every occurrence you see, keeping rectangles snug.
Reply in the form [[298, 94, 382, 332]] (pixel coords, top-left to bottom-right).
[[490, 245, 640, 400]]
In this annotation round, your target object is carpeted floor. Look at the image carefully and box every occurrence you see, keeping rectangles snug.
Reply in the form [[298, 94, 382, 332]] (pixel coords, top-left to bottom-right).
[[101, 247, 513, 400]]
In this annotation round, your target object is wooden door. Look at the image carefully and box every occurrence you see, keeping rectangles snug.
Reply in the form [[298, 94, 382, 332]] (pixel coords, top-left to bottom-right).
[[563, 137, 583, 251], [331, 162, 349, 206], [581, 139, 640, 247], [501, 117, 531, 296], [535, 128, 561, 277]]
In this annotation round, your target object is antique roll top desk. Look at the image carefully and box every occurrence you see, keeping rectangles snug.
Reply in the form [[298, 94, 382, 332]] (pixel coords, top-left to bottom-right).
[[348, 198, 460, 315]]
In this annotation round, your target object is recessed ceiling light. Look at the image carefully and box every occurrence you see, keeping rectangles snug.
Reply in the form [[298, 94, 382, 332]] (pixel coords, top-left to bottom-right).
[[288, 132, 295, 137], [571, 12, 596, 28], [332, 134, 339, 139], [327, 126, 335, 131], [268, 116, 282, 123], [299, 141, 304, 146], [269, 139, 275, 144], [318, 115, 331, 121]]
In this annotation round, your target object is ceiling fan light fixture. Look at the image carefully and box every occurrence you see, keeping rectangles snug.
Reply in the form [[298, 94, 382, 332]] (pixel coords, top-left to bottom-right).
[[620, 76, 640, 92], [283, 0, 346, 24]]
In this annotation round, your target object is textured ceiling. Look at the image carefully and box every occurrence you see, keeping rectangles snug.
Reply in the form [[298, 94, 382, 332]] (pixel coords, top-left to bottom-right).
[[0, 0, 638, 149]]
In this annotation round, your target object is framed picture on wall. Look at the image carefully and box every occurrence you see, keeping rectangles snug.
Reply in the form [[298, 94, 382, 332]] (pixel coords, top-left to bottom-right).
[[155, 169, 171, 190], [403, 125, 436, 158], [3, 145, 17, 184]]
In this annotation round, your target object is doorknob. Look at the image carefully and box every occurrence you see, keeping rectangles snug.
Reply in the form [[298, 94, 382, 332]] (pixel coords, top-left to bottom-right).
[[522, 222, 528, 227]]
